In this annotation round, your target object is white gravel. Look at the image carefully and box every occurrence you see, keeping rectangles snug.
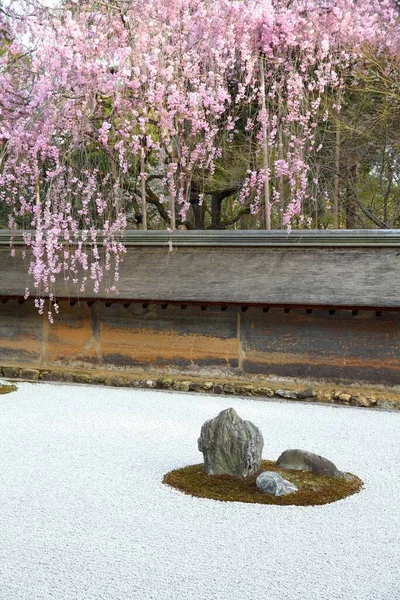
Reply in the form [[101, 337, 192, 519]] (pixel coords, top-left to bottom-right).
[[0, 382, 399, 600]]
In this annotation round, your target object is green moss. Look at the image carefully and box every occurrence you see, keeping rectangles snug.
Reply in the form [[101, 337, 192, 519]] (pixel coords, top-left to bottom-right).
[[0, 384, 17, 395], [163, 460, 363, 506]]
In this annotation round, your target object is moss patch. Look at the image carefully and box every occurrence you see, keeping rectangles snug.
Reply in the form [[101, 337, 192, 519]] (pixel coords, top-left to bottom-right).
[[163, 460, 363, 506], [0, 383, 17, 395]]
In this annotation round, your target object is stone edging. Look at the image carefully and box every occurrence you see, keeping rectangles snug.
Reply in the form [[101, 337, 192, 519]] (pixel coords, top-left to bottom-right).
[[1, 365, 400, 411]]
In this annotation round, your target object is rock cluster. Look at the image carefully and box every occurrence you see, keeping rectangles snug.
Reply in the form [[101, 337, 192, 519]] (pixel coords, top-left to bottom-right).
[[198, 408, 263, 477], [197, 408, 351, 494]]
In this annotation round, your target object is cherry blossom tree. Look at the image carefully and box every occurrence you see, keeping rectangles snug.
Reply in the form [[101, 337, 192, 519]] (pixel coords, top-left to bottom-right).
[[0, 0, 399, 314]]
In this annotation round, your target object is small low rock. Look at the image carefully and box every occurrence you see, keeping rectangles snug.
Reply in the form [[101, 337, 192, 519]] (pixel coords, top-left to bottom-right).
[[223, 384, 236, 395], [276, 449, 340, 477], [144, 379, 157, 389], [40, 370, 74, 382], [253, 387, 274, 398], [128, 379, 142, 388], [297, 389, 317, 400], [189, 382, 204, 392], [316, 391, 332, 404], [256, 471, 298, 496], [376, 399, 399, 411], [19, 368, 40, 381], [213, 384, 224, 394], [338, 393, 352, 403], [351, 395, 376, 408], [333, 391, 352, 403], [108, 376, 129, 387], [157, 377, 174, 389], [172, 380, 191, 392], [91, 375, 106, 385], [203, 381, 214, 390], [276, 389, 298, 400], [74, 372, 94, 384], [235, 385, 255, 396], [2, 367, 20, 378]]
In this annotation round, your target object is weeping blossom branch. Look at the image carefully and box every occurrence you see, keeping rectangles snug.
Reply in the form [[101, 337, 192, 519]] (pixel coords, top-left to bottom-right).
[[0, 0, 399, 316]]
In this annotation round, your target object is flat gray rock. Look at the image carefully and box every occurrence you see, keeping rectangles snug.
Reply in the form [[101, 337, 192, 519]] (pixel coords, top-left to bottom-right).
[[198, 408, 263, 477], [256, 471, 298, 496], [276, 449, 340, 477]]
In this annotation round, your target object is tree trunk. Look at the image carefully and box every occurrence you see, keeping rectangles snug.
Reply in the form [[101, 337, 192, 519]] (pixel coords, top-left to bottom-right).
[[189, 188, 205, 229], [190, 203, 204, 229], [140, 148, 147, 230], [333, 90, 341, 228], [345, 162, 358, 229], [259, 56, 271, 230], [211, 194, 223, 229]]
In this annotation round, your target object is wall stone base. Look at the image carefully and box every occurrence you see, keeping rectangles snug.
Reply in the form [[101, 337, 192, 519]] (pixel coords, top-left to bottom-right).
[[2, 364, 399, 411]]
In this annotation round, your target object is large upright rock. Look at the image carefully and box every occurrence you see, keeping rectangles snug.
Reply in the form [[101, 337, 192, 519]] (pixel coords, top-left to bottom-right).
[[276, 449, 340, 477], [198, 408, 263, 477]]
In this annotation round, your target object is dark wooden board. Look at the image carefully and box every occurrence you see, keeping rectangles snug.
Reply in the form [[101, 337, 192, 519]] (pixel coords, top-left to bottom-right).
[[1, 246, 399, 307]]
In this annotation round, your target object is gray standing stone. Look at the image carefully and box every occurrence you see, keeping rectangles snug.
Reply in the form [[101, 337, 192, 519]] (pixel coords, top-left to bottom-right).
[[256, 471, 298, 496], [276, 449, 340, 477], [198, 408, 263, 477]]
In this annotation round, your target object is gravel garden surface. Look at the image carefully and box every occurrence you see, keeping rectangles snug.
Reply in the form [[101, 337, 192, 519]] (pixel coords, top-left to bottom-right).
[[0, 382, 399, 600]]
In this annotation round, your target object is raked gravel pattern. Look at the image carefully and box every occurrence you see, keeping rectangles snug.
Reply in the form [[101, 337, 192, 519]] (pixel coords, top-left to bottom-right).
[[0, 382, 399, 600]]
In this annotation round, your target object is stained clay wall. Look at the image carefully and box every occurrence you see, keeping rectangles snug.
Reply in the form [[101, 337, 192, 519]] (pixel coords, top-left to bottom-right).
[[0, 300, 398, 385]]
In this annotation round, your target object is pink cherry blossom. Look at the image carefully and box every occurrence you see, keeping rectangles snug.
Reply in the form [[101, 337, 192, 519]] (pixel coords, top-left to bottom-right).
[[0, 0, 398, 317]]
